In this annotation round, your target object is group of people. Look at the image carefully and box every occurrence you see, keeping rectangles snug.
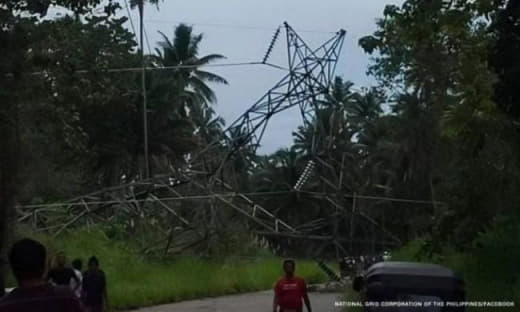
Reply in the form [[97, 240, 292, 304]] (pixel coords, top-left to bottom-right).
[[1, 238, 314, 312], [0, 238, 107, 312]]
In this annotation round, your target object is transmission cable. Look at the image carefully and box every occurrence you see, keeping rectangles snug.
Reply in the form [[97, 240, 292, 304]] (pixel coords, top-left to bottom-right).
[[145, 19, 336, 34], [17, 190, 444, 209], [124, 0, 138, 39]]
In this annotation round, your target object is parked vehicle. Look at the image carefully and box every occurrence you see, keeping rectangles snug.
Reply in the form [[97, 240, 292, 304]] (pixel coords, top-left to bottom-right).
[[352, 261, 465, 311]]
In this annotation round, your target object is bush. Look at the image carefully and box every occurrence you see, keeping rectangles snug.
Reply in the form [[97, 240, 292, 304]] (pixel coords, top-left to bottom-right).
[[392, 216, 520, 308], [462, 216, 520, 302]]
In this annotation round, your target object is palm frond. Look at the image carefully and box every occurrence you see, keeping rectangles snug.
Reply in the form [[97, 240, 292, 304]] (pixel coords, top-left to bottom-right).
[[129, 0, 162, 9], [188, 33, 203, 57], [173, 24, 194, 61], [195, 70, 228, 85], [195, 54, 226, 65], [189, 76, 217, 103], [157, 30, 173, 50]]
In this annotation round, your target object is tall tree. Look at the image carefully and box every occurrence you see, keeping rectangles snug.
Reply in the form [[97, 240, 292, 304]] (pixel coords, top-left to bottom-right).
[[489, 0, 520, 121], [155, 24, 228, 107], [26, 9, 142, 189], [347, 88, 384, 132], [358, 0, 519, 248], [0, 0, 103, 296]]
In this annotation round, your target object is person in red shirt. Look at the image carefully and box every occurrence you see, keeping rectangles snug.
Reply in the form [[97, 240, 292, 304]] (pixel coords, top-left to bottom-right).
[[273, 259, 312, 312]]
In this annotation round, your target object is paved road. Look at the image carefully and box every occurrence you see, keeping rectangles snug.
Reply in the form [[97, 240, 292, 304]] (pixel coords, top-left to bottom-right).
[[130, 290, 344, 312]]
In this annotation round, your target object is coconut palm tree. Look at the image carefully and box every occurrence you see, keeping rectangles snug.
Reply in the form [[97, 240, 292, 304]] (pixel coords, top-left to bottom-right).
[[192, 106, 225, 145], [346, 88, 384, 131], [293, 77, 358, 155], [325, 77, 355, 108], [251, 147, 322, 221], [155, 24, 228, 107]]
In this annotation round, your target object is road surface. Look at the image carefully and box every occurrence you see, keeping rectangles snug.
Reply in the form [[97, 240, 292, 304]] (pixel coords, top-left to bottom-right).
[[130, 290, 344, 312]]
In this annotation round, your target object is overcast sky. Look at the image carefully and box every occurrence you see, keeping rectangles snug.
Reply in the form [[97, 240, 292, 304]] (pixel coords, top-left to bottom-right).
[[52, 0, 404, 154]]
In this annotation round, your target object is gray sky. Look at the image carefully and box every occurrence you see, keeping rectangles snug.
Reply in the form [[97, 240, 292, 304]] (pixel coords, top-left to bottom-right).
[[52, 0, 404, 154]]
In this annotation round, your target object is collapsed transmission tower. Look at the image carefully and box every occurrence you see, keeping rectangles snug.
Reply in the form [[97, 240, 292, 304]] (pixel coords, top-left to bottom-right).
[[17, 23, 401, 259]]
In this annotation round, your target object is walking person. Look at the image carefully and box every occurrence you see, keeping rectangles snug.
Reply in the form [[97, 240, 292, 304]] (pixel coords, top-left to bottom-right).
[[82, 256, 107, 312], [273, 259, 312, 312], [47, 251, 81, 295], [0, 238, 83, 311], [71, 259, 83, 299]]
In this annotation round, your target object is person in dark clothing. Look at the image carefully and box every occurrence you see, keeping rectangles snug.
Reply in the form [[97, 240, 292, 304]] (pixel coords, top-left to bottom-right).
[[72, 259, 82, 272], [47, 251, 80, 294], [0, 238, 84, 312], [82, 256, 107, 312], [71, 259, 83, 298], [0, 257, 5, 298]]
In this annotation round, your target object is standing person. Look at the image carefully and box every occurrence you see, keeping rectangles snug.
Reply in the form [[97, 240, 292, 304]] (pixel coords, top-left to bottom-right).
[[82, 256, 107, 312], [273, 259, 312, 312], [47, 251, 81, 294], [364, 256, 372, 270], [71, 259, 83, 299], [339, 257, 348, 278], [0, 238, 83, 311], [0, 258, 4, 298], [359, 256, 366, 273]]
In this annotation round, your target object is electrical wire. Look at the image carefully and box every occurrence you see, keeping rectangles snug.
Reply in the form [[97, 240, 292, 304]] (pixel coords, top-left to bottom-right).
[[124, 0, 137, 39], [124, 0, 152, 55], [2, 20, 343, 77], [17, 191, 289, 209], [76, 61, 266, 72], [145, 19, 336, 34], [144, 24, 153, 55], [17, 190, 443, 209], [6, 61, 275, 77]]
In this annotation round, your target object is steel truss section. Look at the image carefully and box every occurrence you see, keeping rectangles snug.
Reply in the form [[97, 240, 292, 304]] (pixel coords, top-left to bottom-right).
[[19, 23, 403, 260], [187, 23, 346, 181]]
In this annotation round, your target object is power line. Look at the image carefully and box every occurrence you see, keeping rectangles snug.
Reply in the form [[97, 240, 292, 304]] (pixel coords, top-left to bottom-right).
[[143, 19, 376, 40], [17, 191, 292, 209], [145, 19, 336, 34], [123, 0, 137, 39], [302, 191, 444, 205], [12, 61, 280, 77], [4, 61, 286, 77], [17, 190, 443, 209], [144, 24, 153, 55], [342, 193, 445, 205], [124, 0, 152, 55]]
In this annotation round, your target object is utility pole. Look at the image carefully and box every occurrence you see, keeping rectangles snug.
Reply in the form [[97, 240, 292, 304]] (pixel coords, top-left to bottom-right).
[[138, 0, 150, 179]]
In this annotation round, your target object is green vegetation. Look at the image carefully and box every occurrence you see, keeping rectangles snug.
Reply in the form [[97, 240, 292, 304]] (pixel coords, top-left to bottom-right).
[[13, 228, 327, 310], [343, 218, 520, 312], [2, 0, 520, 303], [391, 216, 520, 310]]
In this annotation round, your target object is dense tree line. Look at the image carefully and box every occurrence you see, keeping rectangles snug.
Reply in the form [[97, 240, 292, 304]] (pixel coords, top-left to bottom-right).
[[1, 0, 519, 280], [0, 0, 223, 288], [246, 0, 520, 256]]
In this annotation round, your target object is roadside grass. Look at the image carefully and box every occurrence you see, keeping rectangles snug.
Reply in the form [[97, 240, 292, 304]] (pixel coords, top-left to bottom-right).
[[12, 228, 329, 310]]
